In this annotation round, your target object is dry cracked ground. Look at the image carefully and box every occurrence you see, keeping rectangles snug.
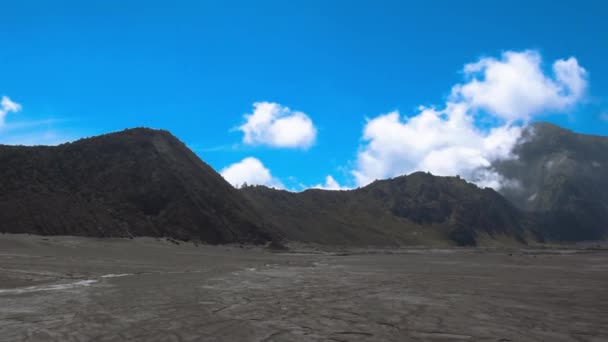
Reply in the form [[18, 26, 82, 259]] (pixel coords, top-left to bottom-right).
[[1, 235, 607, 342]]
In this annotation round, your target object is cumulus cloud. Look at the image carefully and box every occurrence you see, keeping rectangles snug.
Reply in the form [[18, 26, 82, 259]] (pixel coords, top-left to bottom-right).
[[220, 157, 283, 189], [353, 106, 522, 187], [452, 50, 586, 121], [0, 96, 22, 126], [312, 175, 349, 190], [353, 50, 587, 189], [238, 102, 317, 149]]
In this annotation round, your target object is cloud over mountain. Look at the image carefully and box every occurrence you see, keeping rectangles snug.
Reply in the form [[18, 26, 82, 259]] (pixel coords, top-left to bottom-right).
[[352, 50, 588, 188], [453, 50, 586, 121], [312, 175, 348, 190], [220, 157, 283, 189]]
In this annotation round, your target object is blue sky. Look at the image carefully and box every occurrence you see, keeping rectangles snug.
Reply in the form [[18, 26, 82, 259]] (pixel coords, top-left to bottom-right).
[[1, 0, 607, 190]]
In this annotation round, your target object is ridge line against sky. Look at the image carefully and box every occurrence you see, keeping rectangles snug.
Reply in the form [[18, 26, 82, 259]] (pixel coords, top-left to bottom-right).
[[0, 49, 592, 191], [1, 1, 607, 190], [219, 49, 588, 191]]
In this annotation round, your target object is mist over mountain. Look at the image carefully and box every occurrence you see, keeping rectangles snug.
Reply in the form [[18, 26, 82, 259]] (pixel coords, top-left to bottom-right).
[[492, 122, 608, 241]]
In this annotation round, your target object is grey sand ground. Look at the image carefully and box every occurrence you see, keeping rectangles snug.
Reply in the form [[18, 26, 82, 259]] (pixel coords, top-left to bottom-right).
[[1, 235, 607, 341]]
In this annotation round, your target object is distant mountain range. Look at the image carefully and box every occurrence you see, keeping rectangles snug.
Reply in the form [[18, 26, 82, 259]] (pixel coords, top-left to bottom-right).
[[241, 173, 528, 246], [0, 123, 605, 246]]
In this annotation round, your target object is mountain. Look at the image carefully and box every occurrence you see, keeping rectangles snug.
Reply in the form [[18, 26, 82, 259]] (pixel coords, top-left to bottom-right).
[[1, 124, 604, 247], [242, 122, 608, 246], [241, 172, 529, 246], [0, 128, 278, 244], [493, 122, 608, 241]]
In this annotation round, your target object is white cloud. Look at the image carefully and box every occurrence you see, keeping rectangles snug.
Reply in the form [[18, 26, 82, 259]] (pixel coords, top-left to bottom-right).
[[452, 50, 587, 121], [0, 96, 22, 126], [220, 157, 283, 189], [312, 175, 349, 190], [238, 102, 317, 148], [353, 106, 522, 187], [353, 50, 587, 189]]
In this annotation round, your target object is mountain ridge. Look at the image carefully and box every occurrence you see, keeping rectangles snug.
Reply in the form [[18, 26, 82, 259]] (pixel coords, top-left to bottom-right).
[[0, 128, 279, 244], [1, 123, 606, 246], [241, 172, 530, 246]]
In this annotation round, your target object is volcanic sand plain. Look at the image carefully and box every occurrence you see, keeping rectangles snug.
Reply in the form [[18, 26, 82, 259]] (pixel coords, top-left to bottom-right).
[[1, 235, 607, 342]]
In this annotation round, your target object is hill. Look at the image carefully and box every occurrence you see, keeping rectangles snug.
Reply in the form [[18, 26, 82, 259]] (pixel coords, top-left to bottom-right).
[[1, 124, 605, 247], [0, 128, 278, 244], [242, 172, 529, 246], [493, 122, 608, 241]]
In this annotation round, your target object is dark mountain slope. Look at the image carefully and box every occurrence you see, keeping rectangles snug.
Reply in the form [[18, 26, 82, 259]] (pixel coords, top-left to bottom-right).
[[242, 172, 528, 246], [0, 128, 277, 244], [2, 124, 603, 247], [493, 122, 608, 241]]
